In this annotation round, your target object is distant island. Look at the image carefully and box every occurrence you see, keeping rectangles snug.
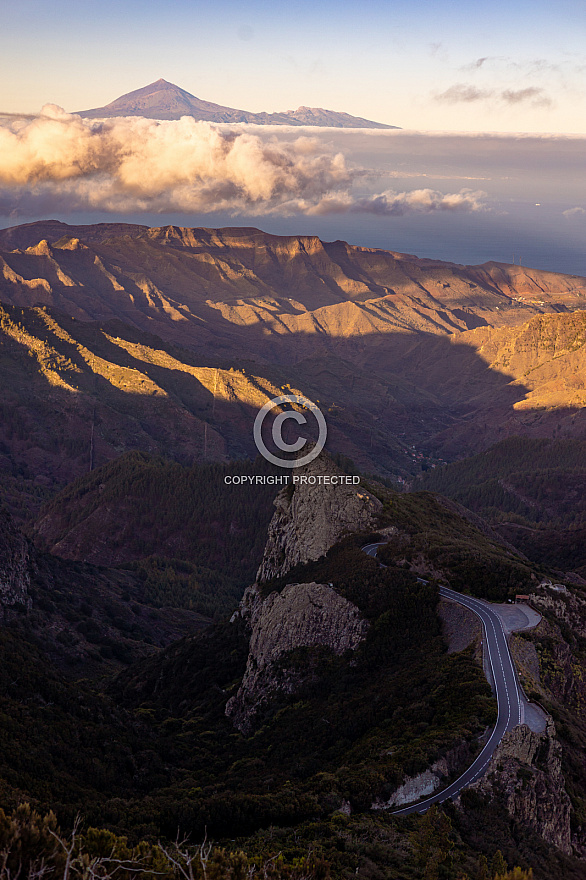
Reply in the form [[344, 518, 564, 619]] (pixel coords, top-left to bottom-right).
[[76, 78, 398, 128]]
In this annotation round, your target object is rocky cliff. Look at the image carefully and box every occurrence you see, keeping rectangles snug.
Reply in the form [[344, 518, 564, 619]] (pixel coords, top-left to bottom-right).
[[510, 588, 586, 722], [256, 456, 382, 583], [2, 223, 586, 493], [226, 582, 367, 733], [528, 587, 586, 639], [372, 739, 474, 809], [226, 454, 387, 732], [0, 508, 31, 619], [471, 720, 572, 854]]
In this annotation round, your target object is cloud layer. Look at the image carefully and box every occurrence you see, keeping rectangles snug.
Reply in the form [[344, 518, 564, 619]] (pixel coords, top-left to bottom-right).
[[0, 108, 487, 218], [436, 84, 552, 107], [307, 188, 487, 216]]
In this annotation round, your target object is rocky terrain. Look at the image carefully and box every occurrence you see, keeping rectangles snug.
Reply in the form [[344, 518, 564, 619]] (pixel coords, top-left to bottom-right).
[[372, 739, 474, 809], [2, 219, 586, 876], [76, 78, 397, 128], [226, 453, 381, 730], [511, 585, 586, 723], [2, 224, 583, 362], [221, 454, 586, 865], [257, 456, 382, 582], [471, 720, 572, 855], [226, 582, 368, 732], [438, 598, 482, 654], [1, 221, 586, 509], [3, 437, 586, 875]]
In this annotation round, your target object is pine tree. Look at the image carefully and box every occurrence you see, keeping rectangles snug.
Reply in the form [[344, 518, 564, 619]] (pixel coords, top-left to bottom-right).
[[477, 854, 490, 880], [410, 805, 454, 880], [491, 849, 507, 878]]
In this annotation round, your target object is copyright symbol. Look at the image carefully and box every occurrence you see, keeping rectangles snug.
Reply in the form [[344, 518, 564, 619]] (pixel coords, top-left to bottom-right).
[[253, 394, 327, 468]]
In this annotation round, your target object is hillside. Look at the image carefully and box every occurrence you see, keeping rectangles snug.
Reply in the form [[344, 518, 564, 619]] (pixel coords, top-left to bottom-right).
[[76, 78, 397, 128], [33, 452, 279, 616], [1, 222, 586, 513], [0, 505, 207, 676], [1, 225, 584, 365], [420, 437, 586, 578], [3, 447, 586, 876], [106, 457, 586, 877], [0, 300, 435, 519], [383, 309, 586, 458]]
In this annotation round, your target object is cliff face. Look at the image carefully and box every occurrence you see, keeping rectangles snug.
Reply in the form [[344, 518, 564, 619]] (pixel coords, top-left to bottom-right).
[[0, 508, 31, 619], [2, 224, 586, 494], [226, 582, 367, 733], [529, 588, 586, 639], [372, 739, 473, 809], [515, 589, 586, 722], [471, 720, 572, 854], [256, 457, 382, 583], [226, 455, 383, 732]]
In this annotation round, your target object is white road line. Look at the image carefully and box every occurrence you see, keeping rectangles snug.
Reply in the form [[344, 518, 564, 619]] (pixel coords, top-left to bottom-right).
[[361, 546, 525, 815], [391, 588, 518, 814]]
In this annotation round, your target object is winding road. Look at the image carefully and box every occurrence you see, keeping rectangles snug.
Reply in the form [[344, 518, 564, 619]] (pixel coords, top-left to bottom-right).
[[362, 542, 526, 815]]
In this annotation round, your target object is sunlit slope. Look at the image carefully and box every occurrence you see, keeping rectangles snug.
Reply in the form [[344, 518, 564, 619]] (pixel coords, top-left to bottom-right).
[[1, 223, 585, 365], [1, 223, 586, 509], [1, 306, 586, 517], [396, 310, 586, 455], [0, 303, 275, 499], [0, 304, 434, 512]]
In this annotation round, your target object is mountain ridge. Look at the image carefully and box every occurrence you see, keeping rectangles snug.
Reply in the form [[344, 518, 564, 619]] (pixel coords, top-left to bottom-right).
[[2, 221, 584, 354], [1, 220, 586, 495], [76, 77, 398, 128]]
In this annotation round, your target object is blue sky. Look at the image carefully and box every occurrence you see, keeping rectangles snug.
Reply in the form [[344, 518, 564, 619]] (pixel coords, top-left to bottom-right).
[[1, 0, 585, 274], [2, 0, 585, 132]]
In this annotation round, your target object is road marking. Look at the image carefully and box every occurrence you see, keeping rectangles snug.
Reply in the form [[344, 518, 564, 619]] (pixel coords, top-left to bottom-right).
[[378, 576, 521, 814], [361, 545, 525, 815], [392, 592, 518, 813]]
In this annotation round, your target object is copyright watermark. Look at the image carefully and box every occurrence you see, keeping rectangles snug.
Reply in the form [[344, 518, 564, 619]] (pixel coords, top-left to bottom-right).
[[253, 394, 327, 468], [224, 473, 361, 485]]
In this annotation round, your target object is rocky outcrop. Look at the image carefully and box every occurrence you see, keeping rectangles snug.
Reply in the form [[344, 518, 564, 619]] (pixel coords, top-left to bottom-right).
[[524, 616, 586, 722], [471, 720, 572, 854], [372, 739, 473, 809], [0, 508, 31, 619], [529, 588, 586, 639], [508, 592, 586, 726], [256, 455, 382, 583], [226, 582, 368, 733]]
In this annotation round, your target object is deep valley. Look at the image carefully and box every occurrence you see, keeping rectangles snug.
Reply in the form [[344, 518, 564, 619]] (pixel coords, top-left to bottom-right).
[[1, 221, 586, 879]]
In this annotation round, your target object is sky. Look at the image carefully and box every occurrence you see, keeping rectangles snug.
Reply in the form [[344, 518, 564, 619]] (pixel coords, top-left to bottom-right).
[[2, 0, 585, 133], [0, 0, 585, 275]]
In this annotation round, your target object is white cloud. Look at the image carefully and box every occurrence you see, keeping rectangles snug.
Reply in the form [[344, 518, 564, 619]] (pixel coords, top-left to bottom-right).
[[0, 109, 489, 218], [303, 187, 487, 217], [0, 108, 350, 211]]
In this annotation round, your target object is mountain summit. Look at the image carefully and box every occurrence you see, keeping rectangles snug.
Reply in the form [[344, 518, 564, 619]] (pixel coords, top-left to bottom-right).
[[77, 78, 398, 128]]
